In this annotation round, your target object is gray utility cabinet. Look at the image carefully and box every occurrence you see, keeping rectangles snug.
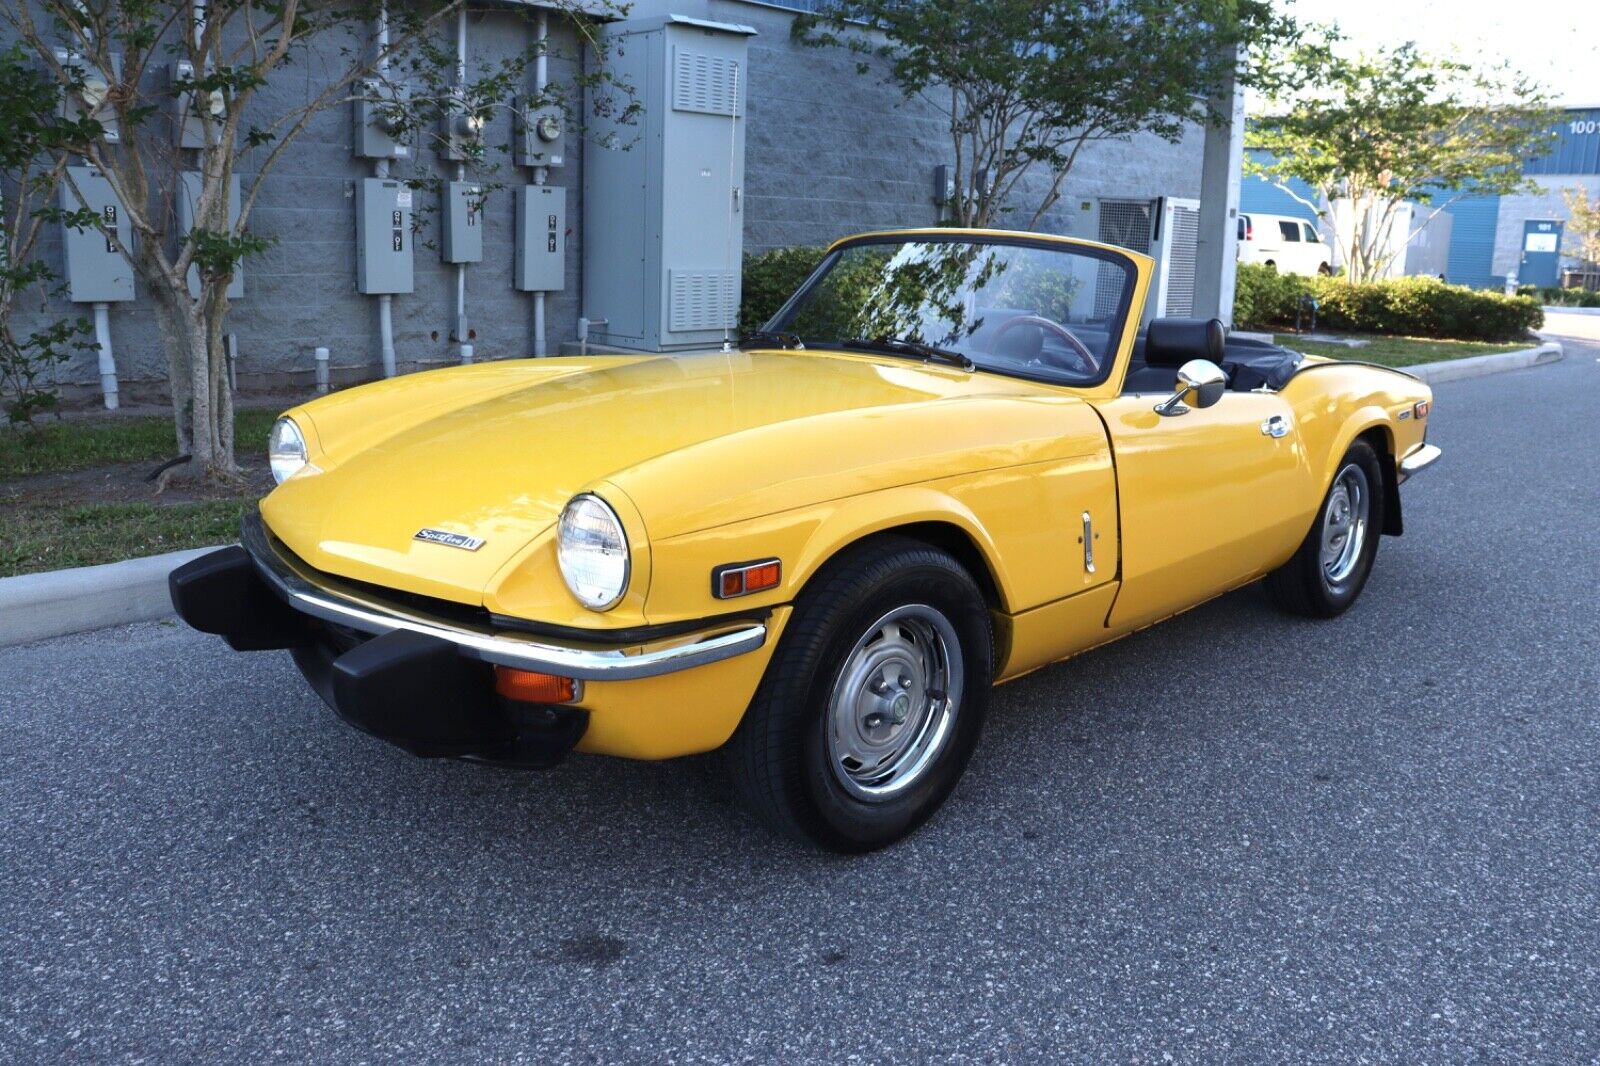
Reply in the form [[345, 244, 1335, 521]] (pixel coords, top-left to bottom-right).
[[355, 178, 414, 294], [583, 15, 754, 352], [177, 172, 245, 299], [60, 166, 134, 303]]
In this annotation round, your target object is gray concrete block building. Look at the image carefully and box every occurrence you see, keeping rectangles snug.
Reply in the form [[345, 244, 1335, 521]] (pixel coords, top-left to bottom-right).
[[23, 0, 1240, 407]]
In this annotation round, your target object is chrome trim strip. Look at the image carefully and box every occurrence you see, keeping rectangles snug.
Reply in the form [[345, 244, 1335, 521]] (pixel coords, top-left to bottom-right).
[[1398, 443, 1442, 484], [240, 516, 767, 680]]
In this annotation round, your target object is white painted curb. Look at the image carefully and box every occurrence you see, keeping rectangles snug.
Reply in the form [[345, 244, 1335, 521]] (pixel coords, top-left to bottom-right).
[[1405, 341, 1564, 385], [0, 544, 226, 648]]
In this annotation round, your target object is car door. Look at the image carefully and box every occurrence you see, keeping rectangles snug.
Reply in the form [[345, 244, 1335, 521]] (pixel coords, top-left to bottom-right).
[[1299, 221, 1326, 273], [1274, 218, 1303, 273], [1090, 388, 1318, 631]]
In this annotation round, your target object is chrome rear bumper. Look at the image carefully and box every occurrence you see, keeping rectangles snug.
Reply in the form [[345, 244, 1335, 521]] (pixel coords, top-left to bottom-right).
[[1398, 443, 1442, 484], [238, 515, 767, 681]]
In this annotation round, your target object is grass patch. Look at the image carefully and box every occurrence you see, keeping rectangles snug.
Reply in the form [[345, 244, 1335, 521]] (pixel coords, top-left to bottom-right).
[[0, 408, 278, 482], [0, 497, 256, 577], [1276, 334, 1527, 368]]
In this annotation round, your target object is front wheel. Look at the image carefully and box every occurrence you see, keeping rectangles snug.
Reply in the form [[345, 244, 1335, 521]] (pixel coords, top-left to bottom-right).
[[726, 536, 992, 852], [1265, 440, 1386, 617]]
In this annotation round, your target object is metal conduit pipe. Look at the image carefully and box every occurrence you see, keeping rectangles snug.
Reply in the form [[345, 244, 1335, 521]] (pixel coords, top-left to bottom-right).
[[373, 0, 397, 378], [454, 4, 470, 363], [532, 7, 549, 358]]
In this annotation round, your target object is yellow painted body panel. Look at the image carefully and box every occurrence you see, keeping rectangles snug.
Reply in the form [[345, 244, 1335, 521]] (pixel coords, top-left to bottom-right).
[[259, 229, 1434, 760]]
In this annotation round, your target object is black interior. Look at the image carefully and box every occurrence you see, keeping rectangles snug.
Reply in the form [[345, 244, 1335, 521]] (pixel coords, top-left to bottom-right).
[[1121, 317, 1304, 395]]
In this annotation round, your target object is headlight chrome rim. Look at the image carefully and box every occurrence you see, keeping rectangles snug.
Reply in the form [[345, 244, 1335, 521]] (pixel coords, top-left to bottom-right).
[[268, 417, 309, 485], [557, 493, 631, 612]]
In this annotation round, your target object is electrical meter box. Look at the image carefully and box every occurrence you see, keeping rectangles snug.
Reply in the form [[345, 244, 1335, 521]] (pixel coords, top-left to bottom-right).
[[53, 49, 121, 144], [355, 178, 414, 294], [514, 99, 565, 168], [438, 89, 482, 162], [177, 172, 245, 299], [515, 185, 565, 292], [170, 61, 225, 149], [582, 15, 753, 351], [354, 79, 411, 160], [60, 166, 134, 303], [442, 181, 484, 264]]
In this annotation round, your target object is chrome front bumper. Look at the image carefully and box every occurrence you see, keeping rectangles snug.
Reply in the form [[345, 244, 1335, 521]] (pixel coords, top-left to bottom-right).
[[238, 515, 768, 681], [1398, 443, 1442, 484]]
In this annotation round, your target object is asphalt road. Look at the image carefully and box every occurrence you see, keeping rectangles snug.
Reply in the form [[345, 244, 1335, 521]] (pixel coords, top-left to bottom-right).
[[4, 336, 1599, 1063]]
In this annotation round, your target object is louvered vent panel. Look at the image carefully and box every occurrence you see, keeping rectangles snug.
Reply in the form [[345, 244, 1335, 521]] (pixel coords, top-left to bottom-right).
[[669, 269, 736, 332], [1094, 200, 1155, 318], [673, 51, 740, 115], [1163, 204, 1201, 317]]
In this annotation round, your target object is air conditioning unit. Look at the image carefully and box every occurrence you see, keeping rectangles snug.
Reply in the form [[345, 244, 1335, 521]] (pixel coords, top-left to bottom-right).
[[1094, 196, 1201, 324]]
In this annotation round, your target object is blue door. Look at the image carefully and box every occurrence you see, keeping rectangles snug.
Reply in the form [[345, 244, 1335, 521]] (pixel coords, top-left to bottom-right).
[[1519, 219, 1563, 288]]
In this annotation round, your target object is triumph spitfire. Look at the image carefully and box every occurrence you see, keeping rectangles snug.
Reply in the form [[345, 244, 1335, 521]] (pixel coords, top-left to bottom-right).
[[171, 229, 1440, 852]]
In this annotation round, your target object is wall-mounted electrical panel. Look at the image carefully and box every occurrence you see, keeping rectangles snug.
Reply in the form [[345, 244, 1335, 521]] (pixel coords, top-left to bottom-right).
[[442, 181, 484, 264], [514, 98, 565, 168], [177, 171, 244, 299], [515, 185, 565, 292], [60, 166, 134, 303], [53, 48, 121, 144], [583, 15, 754, 351], [438, 88, 483, 162], [170, 61, 225, 148], [354, 79, 411, 160], [355, 178, 414, 294]]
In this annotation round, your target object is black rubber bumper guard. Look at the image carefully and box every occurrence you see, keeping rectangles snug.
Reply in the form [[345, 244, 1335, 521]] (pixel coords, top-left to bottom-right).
[[168, 546, 587, 767]]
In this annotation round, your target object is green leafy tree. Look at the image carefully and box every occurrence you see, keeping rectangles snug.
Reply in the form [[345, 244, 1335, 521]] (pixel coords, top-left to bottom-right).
[[0, 0, 632, 480], [1561, 186, 1600, 290], [0, 44, 94, 426], [1248, 42, 1557, 283], [793, 0, 1301, 230]]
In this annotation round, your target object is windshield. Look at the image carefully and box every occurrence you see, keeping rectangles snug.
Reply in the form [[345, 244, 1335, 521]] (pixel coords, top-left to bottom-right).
[[762, 236, 1136, 386]]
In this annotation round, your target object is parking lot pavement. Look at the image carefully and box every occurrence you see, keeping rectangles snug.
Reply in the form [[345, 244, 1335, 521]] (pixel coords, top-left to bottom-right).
[[3, 347, 1599, 1064]]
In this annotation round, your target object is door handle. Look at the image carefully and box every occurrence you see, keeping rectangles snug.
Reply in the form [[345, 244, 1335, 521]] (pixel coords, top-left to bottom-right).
[[1261, 415, 1290, 438], [1081, 511, 1095, 574]]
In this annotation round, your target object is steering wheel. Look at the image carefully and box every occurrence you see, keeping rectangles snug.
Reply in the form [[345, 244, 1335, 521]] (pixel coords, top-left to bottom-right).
[[991, 314, 1098, 377]]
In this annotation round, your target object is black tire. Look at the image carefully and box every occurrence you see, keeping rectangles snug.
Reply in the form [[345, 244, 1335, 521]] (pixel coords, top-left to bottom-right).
[[1266, 439, 1386, 618], [1317, 262, 1333, 276], [1263, 260, 1277, 271], [725, 536, 993, 853]]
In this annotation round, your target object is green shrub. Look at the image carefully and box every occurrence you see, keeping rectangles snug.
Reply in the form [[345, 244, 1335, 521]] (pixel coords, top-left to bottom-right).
[[1521, 285, 1600, 308], [740, 245, 829, 332], [1234, 263, 1542, 342]]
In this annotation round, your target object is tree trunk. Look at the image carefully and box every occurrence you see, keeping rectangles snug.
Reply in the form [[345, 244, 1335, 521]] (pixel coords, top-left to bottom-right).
[[142, 263, 236, 482]]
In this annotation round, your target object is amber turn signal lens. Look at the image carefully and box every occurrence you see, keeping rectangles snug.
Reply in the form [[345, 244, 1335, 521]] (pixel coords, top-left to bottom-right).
[[1414, 400, 1430, 420], [712, 558, 781, 599], [494, 667, 577, 704]]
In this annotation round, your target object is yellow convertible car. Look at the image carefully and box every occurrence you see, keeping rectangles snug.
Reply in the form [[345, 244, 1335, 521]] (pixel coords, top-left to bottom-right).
[[171, 229, 1440, 852]]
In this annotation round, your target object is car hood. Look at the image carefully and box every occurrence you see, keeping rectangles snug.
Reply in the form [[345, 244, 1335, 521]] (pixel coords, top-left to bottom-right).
[[260, 349, 1048, 606]]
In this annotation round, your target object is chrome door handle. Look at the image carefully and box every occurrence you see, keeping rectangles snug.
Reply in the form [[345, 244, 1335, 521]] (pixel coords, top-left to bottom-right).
[[1081, 511, 1095, 574], [1261, 415, 1290, 438]]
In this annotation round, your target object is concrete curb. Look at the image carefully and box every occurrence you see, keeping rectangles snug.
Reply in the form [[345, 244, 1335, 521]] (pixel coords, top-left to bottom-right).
[[1543, 305, 1600, 317], [1404, 341, 1564, 385], [0, 545, 224, 648]]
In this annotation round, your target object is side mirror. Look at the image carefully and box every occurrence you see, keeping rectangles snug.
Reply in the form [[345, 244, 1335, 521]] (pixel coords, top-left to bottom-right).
[[1154, 359, 1226, 417]]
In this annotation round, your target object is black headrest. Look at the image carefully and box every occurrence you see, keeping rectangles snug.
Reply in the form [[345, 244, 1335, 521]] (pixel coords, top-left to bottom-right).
[[1145, 317, 1226, 367]]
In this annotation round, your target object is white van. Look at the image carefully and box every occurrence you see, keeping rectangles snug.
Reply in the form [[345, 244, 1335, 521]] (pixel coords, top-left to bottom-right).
[[1238, 213, 1334, 276]]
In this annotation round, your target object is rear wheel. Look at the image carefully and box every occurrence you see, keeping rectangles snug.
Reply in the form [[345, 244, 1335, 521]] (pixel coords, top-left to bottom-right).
[[1265, 440, 1386, 617], [726, 536, 992, 852]]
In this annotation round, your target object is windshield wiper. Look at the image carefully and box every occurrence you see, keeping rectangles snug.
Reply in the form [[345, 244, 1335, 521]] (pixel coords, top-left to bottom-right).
[[839, 336, 975, 372], [738, 329, 804, 350]]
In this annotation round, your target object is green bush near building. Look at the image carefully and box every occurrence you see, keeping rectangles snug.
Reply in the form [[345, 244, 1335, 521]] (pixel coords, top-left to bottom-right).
[[1518, 284, 1600, 308], [1235, 264, 1543, 342], [740, 246, 829, 333]]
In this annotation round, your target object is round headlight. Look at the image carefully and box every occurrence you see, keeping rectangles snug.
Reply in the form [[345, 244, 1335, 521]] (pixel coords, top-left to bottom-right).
[[268, 417, 308, 485], [557, 493, 630, 611]]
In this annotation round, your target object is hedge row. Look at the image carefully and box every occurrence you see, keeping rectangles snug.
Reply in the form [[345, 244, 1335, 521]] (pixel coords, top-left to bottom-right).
[[1235, 263, 1543, 342], [1518, 284, 1600, 309], [743, 248, 1545, 345]]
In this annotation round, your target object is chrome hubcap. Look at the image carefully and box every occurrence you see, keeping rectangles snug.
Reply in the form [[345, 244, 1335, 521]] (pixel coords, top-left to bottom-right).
[[1320, 463, 1370, 586], [826, 604, 963, 802]]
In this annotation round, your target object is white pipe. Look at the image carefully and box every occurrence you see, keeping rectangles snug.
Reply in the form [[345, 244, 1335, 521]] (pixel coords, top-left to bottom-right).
[[314, 346, 330, 393], [454, 5, 470, 363], [92, 302, 118, 409], [378, 295, 396, 377], [532, 7, 549, 358]]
